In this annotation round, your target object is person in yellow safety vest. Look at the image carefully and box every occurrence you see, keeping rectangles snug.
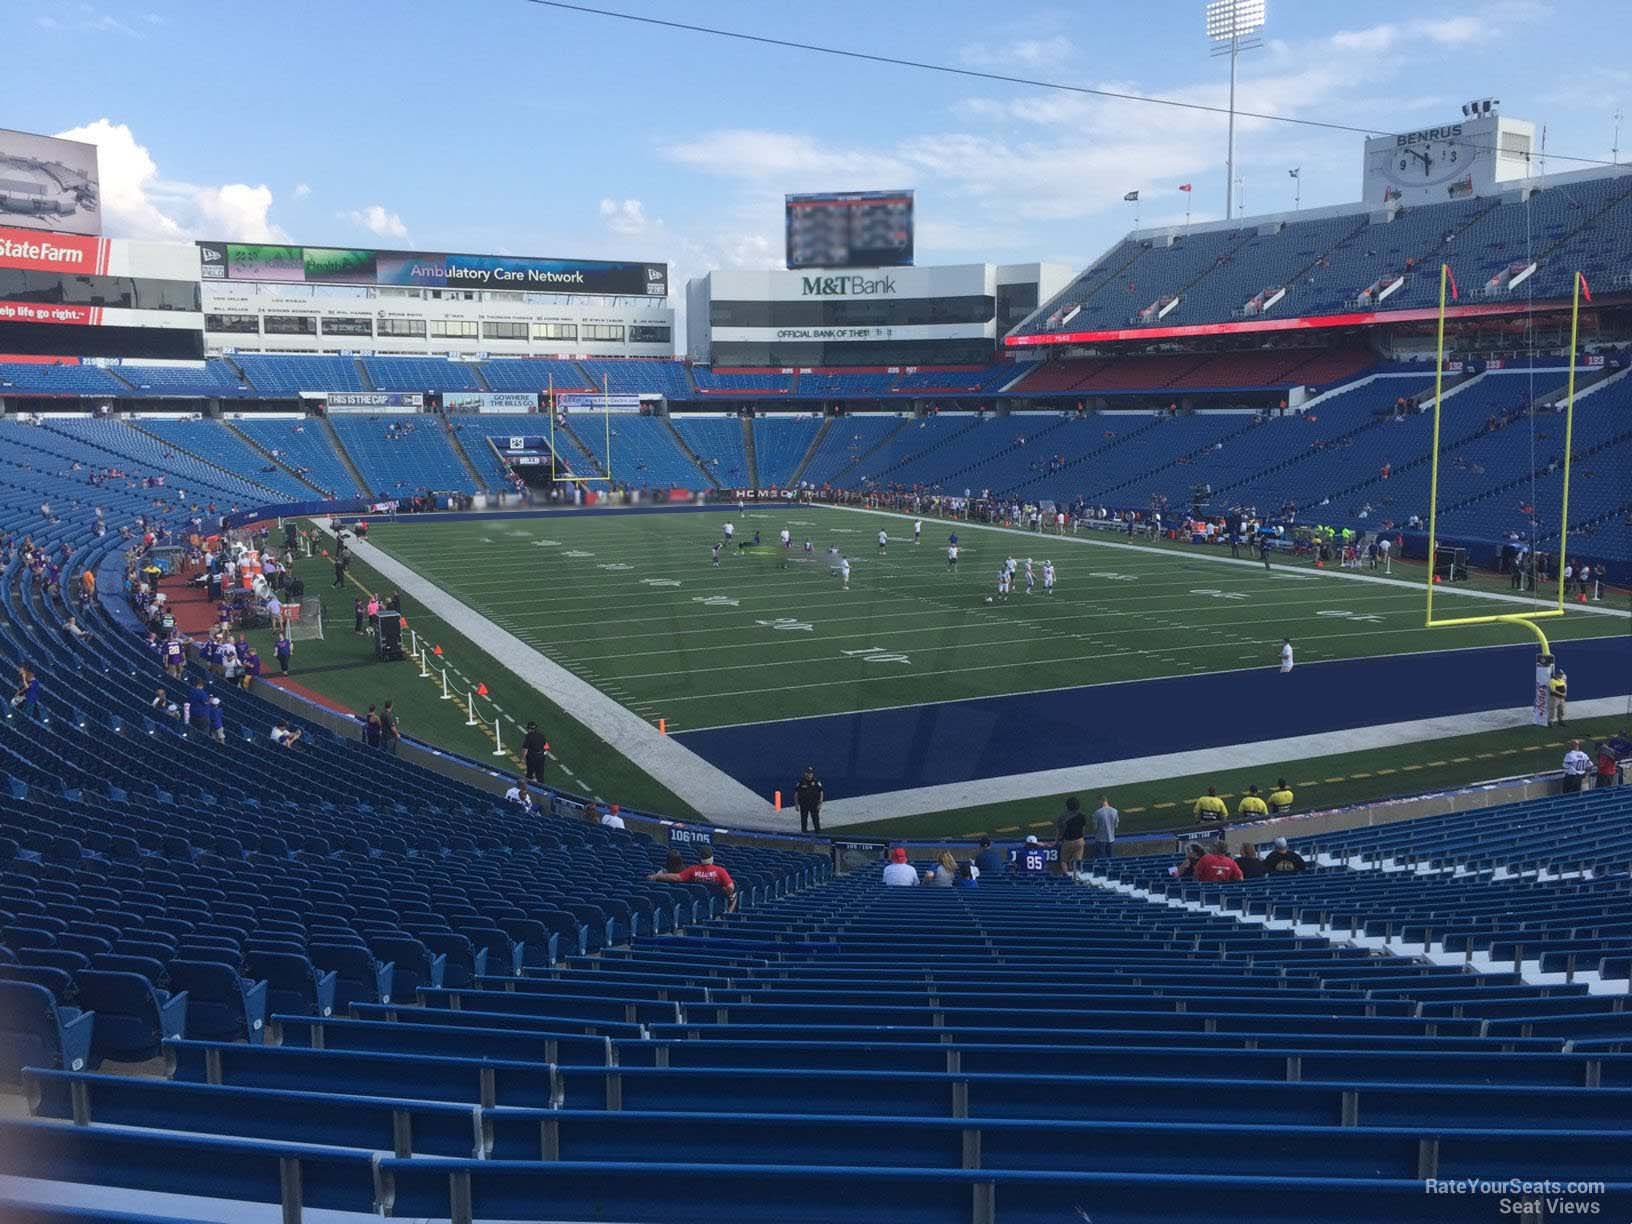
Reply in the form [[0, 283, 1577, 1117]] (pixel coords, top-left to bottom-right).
[[1267, 779, 1295, 813], [1193, 786, 1229, 823], [1548, 667, 1568, 726], [1237, 785, 1269, 818]]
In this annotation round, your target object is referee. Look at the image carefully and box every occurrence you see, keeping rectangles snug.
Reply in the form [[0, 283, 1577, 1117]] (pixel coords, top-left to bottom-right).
[[795, 766, 824, 834], [522, 720, 550, 784]]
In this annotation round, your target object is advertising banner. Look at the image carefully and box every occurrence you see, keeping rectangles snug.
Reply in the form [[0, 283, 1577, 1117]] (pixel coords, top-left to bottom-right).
[[557, 393, 644, 411], [0, 127, 101, 236], [0, 225, 110, 275], [0, 300, 100, 326], [444, 391, 539, 412], [201, 240, 667, 297], [324, 391, 424, 409]]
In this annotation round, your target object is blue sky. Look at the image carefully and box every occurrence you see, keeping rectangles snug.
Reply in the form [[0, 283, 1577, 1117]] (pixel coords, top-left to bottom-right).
[[13, 0, 1620, 292]]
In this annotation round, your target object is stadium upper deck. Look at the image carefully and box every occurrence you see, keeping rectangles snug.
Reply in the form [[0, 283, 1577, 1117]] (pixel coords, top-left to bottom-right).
[[1011, 166, 1632, 347]]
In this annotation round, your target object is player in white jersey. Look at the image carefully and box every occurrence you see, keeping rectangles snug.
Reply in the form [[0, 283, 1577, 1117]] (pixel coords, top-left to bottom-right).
[[877, 529, 888, 554], [723, 521, 735, 548], [913, 519, 923, 543], [1042, 560, 1055, 594], [779, 528, 791, 550], [1280, 639, 1295, 673], [1024, 558, 1035, 594], [947, 543, 959, 572], [803, 539, 813, 555], [840, 557, 851, 589], [996, 566, 1010, 601]]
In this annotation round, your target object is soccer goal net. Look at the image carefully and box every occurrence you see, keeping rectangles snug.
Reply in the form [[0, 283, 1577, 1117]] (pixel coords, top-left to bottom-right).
[[287, 598, 325, 641]]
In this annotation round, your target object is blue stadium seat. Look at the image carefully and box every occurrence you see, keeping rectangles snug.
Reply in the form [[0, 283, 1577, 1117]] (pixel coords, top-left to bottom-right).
[[0, 979, 94, 1080]]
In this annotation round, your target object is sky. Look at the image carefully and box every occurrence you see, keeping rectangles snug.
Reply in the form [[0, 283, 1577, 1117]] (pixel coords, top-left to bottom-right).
[[11, 0, 1624, 310]]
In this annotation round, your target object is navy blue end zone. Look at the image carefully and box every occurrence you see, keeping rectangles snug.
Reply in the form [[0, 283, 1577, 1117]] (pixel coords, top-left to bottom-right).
[[674, 635, 1632, 801]]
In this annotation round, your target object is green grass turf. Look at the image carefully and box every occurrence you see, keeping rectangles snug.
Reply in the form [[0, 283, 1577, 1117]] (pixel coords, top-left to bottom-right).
[[834, 717, 1630, 840], [361, 505, 1625, 734], [240, 548, 697, 817]]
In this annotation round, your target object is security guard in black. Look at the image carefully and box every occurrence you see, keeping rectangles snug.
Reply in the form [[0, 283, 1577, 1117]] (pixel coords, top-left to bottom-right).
[[795, 767, 824, 833]]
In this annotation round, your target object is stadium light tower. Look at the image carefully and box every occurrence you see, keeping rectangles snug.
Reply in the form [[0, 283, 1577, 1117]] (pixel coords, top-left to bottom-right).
[[1206, 0, 1266, 221]]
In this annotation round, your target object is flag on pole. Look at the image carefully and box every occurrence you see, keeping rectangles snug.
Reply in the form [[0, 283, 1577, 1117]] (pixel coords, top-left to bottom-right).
[[1288, 168, 1300, 179], [1445, 265, 1459, 302], [1123, 190, 1140, 202], [1177, 183, 1192, 193], [1579, 272, 1593, 303]]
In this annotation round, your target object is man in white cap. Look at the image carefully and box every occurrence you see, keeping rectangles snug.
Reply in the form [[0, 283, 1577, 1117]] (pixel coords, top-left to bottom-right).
[[1263, 837, 1306, 874]]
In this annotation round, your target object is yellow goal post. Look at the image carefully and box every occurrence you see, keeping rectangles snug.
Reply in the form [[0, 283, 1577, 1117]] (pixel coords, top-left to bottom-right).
[[546, 374, 615, 485], [1422, 261, 1586, 659]]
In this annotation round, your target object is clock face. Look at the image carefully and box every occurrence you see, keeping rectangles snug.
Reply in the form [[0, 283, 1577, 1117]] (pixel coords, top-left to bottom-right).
[[1382, 138, 1479, 188]]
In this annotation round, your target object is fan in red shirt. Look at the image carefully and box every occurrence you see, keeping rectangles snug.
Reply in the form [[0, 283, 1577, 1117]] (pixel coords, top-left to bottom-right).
[[649, 848, 738, 911], [1192, 842, 1244, 883]]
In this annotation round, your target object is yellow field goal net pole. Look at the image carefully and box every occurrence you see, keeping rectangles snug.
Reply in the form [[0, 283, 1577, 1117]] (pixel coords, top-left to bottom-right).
[[545, 373, 613, 486], [1421, 263, 1586, 659]]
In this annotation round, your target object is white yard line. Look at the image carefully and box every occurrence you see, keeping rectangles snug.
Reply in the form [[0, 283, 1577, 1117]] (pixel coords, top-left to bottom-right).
[[816, 695, 1632, 827], [333, 528, 774, 823]]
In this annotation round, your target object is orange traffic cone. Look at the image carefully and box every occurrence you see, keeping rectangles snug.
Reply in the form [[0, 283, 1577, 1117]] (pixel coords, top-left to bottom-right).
[[432, 644, 444, 656], [476, 682, 489, 697]]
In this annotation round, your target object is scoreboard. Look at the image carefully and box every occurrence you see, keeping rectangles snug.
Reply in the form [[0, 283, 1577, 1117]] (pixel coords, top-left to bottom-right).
[[786, 190, 914, 270]]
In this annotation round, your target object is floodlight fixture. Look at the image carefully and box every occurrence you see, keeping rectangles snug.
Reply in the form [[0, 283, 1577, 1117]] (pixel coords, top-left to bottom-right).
[[1206, 0, 1266, 220]]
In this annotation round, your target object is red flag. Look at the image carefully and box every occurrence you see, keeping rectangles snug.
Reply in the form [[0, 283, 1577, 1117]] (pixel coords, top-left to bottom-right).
[[1579, 272, 1593, 303], [432, 644, 443, 656], [1444, 265, 1459, 302], [1177, 183, 1192, 192], [400, 617, 409, 630], [476, 682, 489, 697]]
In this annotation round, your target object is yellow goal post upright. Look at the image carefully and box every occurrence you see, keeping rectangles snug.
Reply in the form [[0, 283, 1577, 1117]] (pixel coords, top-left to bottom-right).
[[544, 374, 615, 487], [1423, 262, 1585, 722]]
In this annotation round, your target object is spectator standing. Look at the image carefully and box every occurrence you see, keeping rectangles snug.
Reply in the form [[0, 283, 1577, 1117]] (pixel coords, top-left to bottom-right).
[[1193, 842, 1244, 882], [240, 645, 261, 691], [795, 766, 824, 834], [521, 721, 549, 784], [1597, 736, 1627, 788], [881, 847, 920, 887], [352, 597, 365, 636], [1562, 740, 1592, 793], [1235, 842, 1267, 878], [207, 696, 226, 744], [362, 705, 383, 748], [1548, 667, 1568, 726], [380, 701, 401, 755], [1263, 836, 1307, 874], [1055, 796, 1087, 875], [1091, 796, 1119, 862], [11, 665, 41, 721], [274, 631, 292, 676]]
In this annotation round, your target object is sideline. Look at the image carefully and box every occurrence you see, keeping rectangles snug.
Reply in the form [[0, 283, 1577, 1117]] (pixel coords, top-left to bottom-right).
[[817, 695, 1632, 827], [324, 525, 775, 825], [822, 502, 1630, 619]]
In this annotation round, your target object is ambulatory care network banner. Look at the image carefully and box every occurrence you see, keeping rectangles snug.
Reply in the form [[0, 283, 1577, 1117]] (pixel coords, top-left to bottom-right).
[[200, 242, 666, 297]]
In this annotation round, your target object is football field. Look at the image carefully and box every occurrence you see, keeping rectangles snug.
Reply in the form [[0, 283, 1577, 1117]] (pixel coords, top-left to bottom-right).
[[363, 503, 1623, 740]]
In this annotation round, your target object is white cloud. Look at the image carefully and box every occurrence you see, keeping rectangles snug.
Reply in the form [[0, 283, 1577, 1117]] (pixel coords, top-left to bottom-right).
[[293, 182, 312, 199], [663, 129, 908, 187], [598, 197, 651, 237], [54, 118, 285, 241], [37, 8, 141, 36], [345, 204, 409, 241], [960, 35, 1075, 72]]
